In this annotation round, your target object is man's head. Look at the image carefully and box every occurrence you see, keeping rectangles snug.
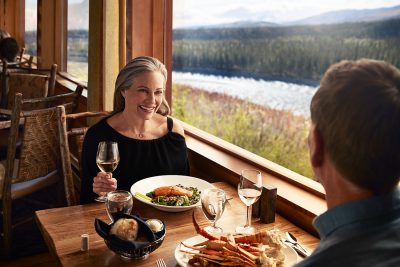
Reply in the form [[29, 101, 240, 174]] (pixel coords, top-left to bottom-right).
[[310, 59, 400, 193], [0, 37, 19, 62]]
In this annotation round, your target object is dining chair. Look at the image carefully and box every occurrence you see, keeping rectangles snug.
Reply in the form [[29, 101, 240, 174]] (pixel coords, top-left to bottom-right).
[[0, 61, 57, 108], [0, 86, 84, 163], [58, 108, 109, 204], [0, 93, 77, 257]]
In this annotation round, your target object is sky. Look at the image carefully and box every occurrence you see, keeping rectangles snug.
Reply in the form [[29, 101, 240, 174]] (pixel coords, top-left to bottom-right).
[[173, 0, 400, 28], [25, 0, 87, 31], [24, 0, 400, 31]]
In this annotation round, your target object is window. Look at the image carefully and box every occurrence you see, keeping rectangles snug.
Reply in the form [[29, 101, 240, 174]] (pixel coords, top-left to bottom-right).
[[172, 0, 400, 180], [67, 0, 89, 81], [25, 0, 37, 56]]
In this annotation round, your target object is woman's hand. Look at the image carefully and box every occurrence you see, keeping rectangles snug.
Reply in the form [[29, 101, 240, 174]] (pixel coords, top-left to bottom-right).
[[93, 172, 117, 196]]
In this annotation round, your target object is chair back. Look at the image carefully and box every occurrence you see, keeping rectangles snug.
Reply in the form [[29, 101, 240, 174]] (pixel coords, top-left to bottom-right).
[[20, 85, 83, 113], [6, 73, 49, 108], [0, 61, 57, 108], [2, 94, 63, 191], [58, 108, 109, 204]]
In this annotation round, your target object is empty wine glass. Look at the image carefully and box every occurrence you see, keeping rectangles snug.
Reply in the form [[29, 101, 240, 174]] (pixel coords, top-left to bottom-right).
[[95, 141, 120, 202], [106, 190, 133, 223], [236, 169, 262, 234], [201, 188, 226, 234]]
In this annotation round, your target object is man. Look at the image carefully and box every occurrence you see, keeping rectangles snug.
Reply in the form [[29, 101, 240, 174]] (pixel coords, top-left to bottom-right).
[[295, 59, 400, 267], [0, 37, 19, 62]]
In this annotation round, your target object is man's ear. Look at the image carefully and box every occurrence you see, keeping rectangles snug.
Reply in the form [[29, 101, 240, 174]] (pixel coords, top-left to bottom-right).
[[310, 125, 324, 167]]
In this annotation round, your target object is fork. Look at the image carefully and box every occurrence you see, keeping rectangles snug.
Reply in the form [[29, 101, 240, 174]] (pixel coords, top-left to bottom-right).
[[156, 258, 167, 267]]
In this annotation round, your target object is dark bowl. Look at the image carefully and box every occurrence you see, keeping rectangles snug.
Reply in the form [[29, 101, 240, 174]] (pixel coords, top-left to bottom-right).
[[95, 213, 166, 260], [104, 233, 165, 260]]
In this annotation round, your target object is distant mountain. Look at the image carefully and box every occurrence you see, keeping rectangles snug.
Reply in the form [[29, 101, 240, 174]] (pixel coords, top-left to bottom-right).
[[193, 20, 279, 29], [287, 5, 400, 25], [183, 5, 400, 29]]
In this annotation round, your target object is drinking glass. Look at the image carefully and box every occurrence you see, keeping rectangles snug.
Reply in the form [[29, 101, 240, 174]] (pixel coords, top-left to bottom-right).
[[236, 169, 262, 234], [95, 141, 120, 202], [105, 190, 133, 223], [201, 188, 226, 234]]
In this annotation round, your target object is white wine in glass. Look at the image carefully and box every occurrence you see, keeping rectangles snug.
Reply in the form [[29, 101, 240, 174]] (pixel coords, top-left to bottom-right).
[[95, 141, 120, 202], [236, 169, 262, 234]]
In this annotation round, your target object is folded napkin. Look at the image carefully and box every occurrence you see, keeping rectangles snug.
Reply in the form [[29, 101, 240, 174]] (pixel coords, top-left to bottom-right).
[[95, 213, 165, 250]]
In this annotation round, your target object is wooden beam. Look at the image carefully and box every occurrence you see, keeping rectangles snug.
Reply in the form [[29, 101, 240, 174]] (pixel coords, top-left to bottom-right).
[[37, 0, 67, 69], [88, 0, 119, 112]]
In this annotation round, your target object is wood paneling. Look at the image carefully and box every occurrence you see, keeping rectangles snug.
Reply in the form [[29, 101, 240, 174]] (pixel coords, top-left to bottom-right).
[[0, 0, 24, 47]]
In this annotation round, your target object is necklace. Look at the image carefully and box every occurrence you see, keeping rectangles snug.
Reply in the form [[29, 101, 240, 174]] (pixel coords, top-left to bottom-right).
[[121, 113, 148, 139]]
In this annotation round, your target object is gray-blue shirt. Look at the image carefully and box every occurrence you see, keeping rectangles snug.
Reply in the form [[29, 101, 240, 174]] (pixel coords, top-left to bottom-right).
[[295, 189, 400, 267]]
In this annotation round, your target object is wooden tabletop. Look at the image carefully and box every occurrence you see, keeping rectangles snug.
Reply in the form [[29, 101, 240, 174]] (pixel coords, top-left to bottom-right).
[[35, 182, 319, 266]]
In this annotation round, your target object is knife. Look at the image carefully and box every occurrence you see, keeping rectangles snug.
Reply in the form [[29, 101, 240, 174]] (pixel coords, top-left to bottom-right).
[[283, 240, 310, 257]]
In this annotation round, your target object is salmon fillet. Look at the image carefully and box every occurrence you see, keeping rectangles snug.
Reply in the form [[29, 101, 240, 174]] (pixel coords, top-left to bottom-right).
[[154, 186, 193, 197]]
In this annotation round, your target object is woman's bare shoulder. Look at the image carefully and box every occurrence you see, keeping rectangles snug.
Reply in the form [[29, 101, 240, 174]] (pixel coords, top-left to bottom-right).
[[169, 117, 185, 137]]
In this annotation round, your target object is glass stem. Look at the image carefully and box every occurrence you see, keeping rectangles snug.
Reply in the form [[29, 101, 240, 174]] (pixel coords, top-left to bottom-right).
[[245, 205, 252, 227]]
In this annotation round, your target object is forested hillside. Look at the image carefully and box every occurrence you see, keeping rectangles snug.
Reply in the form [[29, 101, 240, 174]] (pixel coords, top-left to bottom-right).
[[173, 18, 400, 80]]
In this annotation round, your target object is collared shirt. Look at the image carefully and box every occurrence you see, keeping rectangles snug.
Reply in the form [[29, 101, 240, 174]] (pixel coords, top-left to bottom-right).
[[295, 189, 400, 267]]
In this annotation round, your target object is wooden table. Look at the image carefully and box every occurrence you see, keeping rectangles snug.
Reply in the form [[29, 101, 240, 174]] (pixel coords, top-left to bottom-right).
[[35, 182, 319, 266]]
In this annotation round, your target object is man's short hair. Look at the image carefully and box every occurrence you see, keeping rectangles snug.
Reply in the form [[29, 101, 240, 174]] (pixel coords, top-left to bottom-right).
[[0, 37, 19, 62], [311, 59, 400, 193]]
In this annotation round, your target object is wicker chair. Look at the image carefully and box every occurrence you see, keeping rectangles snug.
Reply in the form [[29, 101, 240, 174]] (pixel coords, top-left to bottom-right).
[[0, 93, 82, 257], [0, 61, 57, 108], [58, 108, 109, 204]]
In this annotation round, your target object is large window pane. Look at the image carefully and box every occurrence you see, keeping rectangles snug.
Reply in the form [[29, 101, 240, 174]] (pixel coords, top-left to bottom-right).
[[67, 0, 89, 81], [25, 0, 37, 56], [172, 0, 400, 179]]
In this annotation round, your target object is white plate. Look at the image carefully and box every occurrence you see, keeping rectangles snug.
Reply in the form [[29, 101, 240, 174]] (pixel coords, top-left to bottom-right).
[[175, 235, 298, 267], [130, 175, 213, 212]]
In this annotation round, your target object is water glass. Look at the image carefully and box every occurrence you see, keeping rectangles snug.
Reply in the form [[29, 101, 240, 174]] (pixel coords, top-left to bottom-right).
[[106, 190, 133, 223], [201, 188, 226, 233], [236, 169, 262, 234]]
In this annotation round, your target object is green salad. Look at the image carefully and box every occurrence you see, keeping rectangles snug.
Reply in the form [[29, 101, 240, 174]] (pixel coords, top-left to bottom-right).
[[145, 185, 200, 206]]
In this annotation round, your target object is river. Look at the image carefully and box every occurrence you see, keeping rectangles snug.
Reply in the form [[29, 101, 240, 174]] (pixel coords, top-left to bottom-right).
[[172, 72, 319, 117]]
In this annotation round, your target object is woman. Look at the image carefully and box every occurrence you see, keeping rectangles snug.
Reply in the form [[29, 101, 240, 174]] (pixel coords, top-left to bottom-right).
[[80, 56, 190, 203]]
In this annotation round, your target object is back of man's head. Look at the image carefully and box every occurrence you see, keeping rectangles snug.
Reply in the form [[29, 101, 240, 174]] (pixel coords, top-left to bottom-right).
[[311, 59, 400, 193], [0, 37, 19, 62]]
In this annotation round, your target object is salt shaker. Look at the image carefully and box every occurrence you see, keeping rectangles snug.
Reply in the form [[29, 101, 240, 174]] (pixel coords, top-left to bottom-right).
[[81, 233, 89, 251]]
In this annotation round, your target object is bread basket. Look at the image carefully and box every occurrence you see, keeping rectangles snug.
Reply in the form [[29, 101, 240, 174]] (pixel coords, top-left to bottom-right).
[[95, 213, 166, 260]]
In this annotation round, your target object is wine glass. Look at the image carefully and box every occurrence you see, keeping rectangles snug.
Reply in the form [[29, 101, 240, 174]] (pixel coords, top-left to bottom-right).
[[236, 169, 262, 234], [201, 188, 226, 233], [95, 141, 120, 202], [106, 190, 133, 223]]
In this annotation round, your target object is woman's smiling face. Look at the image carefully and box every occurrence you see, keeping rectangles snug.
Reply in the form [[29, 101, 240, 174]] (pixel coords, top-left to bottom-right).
[[121, 71, 165, 120]]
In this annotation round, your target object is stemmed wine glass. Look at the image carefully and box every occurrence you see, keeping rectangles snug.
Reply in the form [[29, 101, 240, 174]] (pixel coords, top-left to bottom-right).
[[95, 141, 120, 202], [106, 190, 133, 223], [236, 169, 262, 234], [201, 188, 226, 233]]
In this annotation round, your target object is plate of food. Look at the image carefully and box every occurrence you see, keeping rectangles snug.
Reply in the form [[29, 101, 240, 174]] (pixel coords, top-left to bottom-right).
[[130, 175, 213, 212], [174, 235, 298, 267]]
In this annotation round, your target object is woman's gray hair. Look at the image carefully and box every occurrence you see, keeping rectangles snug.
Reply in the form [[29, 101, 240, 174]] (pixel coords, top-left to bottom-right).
[[112, 56, 170, 115]]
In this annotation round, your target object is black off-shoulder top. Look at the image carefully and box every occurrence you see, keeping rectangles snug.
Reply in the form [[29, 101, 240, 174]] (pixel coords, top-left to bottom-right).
[[80, 117, 190, 204]]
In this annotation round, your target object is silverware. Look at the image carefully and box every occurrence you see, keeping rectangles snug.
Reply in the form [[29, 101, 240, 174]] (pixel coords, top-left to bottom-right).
[[285, 232, 311, 257], [156, 258, 167, 267]]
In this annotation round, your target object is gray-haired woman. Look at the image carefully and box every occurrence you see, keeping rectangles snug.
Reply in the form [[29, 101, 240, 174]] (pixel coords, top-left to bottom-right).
[[81, 56, 190, 203]]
